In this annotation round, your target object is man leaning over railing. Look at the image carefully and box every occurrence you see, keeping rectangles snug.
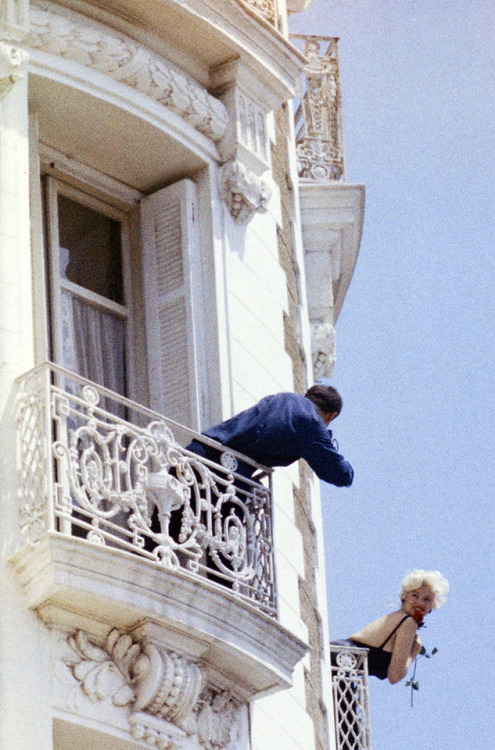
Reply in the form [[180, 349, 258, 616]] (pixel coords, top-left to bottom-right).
[[187, 384, 353, 488]]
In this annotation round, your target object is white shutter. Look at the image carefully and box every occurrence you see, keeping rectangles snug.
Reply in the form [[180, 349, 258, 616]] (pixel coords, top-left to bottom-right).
[[141, 179, 202, 430]]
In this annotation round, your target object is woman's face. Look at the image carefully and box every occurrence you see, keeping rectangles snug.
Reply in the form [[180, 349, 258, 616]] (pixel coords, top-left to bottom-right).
[[402, 584, 434, 622]]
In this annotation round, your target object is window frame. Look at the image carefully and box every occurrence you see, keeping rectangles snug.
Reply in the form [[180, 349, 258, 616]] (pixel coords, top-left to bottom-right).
[[43, 174, 138, 402]]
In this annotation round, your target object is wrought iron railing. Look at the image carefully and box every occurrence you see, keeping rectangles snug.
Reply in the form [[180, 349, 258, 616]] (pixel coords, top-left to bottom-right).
[[292, 35, 345, 181], [330, 644, 373, 750], [16, 362, 276, 616], [237, 0, 278, 27]]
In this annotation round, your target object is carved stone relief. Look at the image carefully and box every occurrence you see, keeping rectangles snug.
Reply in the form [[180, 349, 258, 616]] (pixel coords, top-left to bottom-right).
[[28, 1, 228, 142], [293, 36, 344, 181], [218, 159, 271, 224], [310, 320, 336, 380], [60, 627, 245, 750]]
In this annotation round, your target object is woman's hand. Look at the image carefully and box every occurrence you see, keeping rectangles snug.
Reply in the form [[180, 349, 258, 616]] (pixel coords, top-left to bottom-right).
[[412, 607, 424, 625], [410, 634, 422, 659]]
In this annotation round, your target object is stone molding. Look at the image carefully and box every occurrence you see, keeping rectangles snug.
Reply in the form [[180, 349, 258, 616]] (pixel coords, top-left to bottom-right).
[[0, 40, 28, 98], [218, 159, 271, 224], [27, 1, 228, 142], [62, 626, 243, 750]]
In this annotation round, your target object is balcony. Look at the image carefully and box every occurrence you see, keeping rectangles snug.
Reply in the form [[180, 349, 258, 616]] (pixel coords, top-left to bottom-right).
[[330, 644, 373, 750], [10, 363, 306, 700]]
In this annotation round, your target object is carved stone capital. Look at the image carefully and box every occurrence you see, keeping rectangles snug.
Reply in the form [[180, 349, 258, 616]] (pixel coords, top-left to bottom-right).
[[0, 41, 28, 98], [219, 159, 271, 224]]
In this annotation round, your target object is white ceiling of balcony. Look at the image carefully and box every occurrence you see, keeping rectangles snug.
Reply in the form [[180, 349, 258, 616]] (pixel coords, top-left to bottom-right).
[[29, 73, 208, 193]]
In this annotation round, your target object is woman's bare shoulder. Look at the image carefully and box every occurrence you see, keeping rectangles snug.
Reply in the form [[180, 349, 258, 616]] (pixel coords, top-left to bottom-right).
[[349, 610, 411, 646]]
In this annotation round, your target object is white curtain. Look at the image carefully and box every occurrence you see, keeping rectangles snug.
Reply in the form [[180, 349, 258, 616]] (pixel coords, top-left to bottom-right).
[[62, 291, 126, 400]]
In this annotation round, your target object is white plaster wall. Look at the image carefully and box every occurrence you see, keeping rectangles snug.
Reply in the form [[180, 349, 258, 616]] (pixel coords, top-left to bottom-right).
[[221, 200, 291, 400], [219, 199, 321, 749], [0, 72, 54, 749]]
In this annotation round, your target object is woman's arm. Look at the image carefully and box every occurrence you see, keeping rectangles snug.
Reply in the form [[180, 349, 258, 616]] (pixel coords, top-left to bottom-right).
[[387, 617, 420, 684]]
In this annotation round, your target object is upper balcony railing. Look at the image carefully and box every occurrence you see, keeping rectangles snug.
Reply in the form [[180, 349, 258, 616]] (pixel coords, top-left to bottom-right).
[[330, 643, 373, 750], [16, 362, 276, 617], [292, 35, 345, 181]]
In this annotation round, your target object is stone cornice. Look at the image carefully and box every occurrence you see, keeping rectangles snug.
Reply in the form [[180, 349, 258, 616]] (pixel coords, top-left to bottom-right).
[[27, 1, 229, 143]]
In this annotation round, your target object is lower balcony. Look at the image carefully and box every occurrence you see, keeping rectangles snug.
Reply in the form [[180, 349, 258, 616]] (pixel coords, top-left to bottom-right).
[[330, 644, 373, 750], [10, 363, 307, 701]]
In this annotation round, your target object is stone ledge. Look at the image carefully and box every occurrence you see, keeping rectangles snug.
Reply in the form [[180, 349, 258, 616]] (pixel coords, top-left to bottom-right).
[[299, 181, 365, 323], [9, 532, 307, 701]]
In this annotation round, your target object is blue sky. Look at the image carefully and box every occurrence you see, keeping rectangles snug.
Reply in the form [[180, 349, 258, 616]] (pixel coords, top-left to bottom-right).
[[290, 2, 494, 748]]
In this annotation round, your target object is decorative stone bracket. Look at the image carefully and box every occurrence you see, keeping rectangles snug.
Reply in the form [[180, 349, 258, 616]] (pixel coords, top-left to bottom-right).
[[211, 60, 274, 224], [299, 182, 365, 379], [218, 159, 271, 224], [63, 626, 243, 750]]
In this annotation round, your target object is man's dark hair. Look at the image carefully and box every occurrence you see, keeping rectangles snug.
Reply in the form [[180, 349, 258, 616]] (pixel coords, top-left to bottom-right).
[[305, 384, 343, 416]]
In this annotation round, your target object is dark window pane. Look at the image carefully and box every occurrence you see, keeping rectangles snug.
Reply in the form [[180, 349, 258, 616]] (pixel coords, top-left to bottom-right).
[[58, 194, 124, 304]]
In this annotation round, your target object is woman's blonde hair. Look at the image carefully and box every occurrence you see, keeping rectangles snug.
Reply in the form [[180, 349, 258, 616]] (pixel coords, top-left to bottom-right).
[[400, 569, 449, 609]]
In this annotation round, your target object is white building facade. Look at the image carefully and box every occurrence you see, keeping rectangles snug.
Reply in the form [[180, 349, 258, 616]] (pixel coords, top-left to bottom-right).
[[0, 1, 364, 749]]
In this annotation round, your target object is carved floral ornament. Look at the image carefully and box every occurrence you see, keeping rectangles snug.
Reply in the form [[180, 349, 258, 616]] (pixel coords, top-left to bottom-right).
[[62, 627, 243, 750]]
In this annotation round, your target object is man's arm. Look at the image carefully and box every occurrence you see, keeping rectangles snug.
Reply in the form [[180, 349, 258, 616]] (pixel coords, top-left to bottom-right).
[[301, 425, 354, 487]]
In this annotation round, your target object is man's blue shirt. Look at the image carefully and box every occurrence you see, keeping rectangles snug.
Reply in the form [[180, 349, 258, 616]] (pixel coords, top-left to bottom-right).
[[193, 393, 353, 487]]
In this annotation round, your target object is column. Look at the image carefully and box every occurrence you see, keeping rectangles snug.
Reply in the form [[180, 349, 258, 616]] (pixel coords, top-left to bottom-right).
[[0, 3, 53, 747]]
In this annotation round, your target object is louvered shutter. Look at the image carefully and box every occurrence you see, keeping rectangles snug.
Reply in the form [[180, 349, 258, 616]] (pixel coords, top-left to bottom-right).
[[141, 179, 201, 430]]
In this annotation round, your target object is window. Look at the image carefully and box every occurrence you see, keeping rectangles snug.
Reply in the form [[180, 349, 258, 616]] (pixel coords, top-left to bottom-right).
[[40, 167, 206, 431], [44, 178, 133, 399]]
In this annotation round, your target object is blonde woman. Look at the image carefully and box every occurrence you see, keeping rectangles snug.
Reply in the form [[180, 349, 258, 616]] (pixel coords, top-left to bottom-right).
[[334, 569, 449, 684]]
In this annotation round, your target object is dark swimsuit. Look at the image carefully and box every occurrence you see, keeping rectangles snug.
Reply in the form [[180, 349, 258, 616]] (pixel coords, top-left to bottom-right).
[[348, 615, 412, 680]]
